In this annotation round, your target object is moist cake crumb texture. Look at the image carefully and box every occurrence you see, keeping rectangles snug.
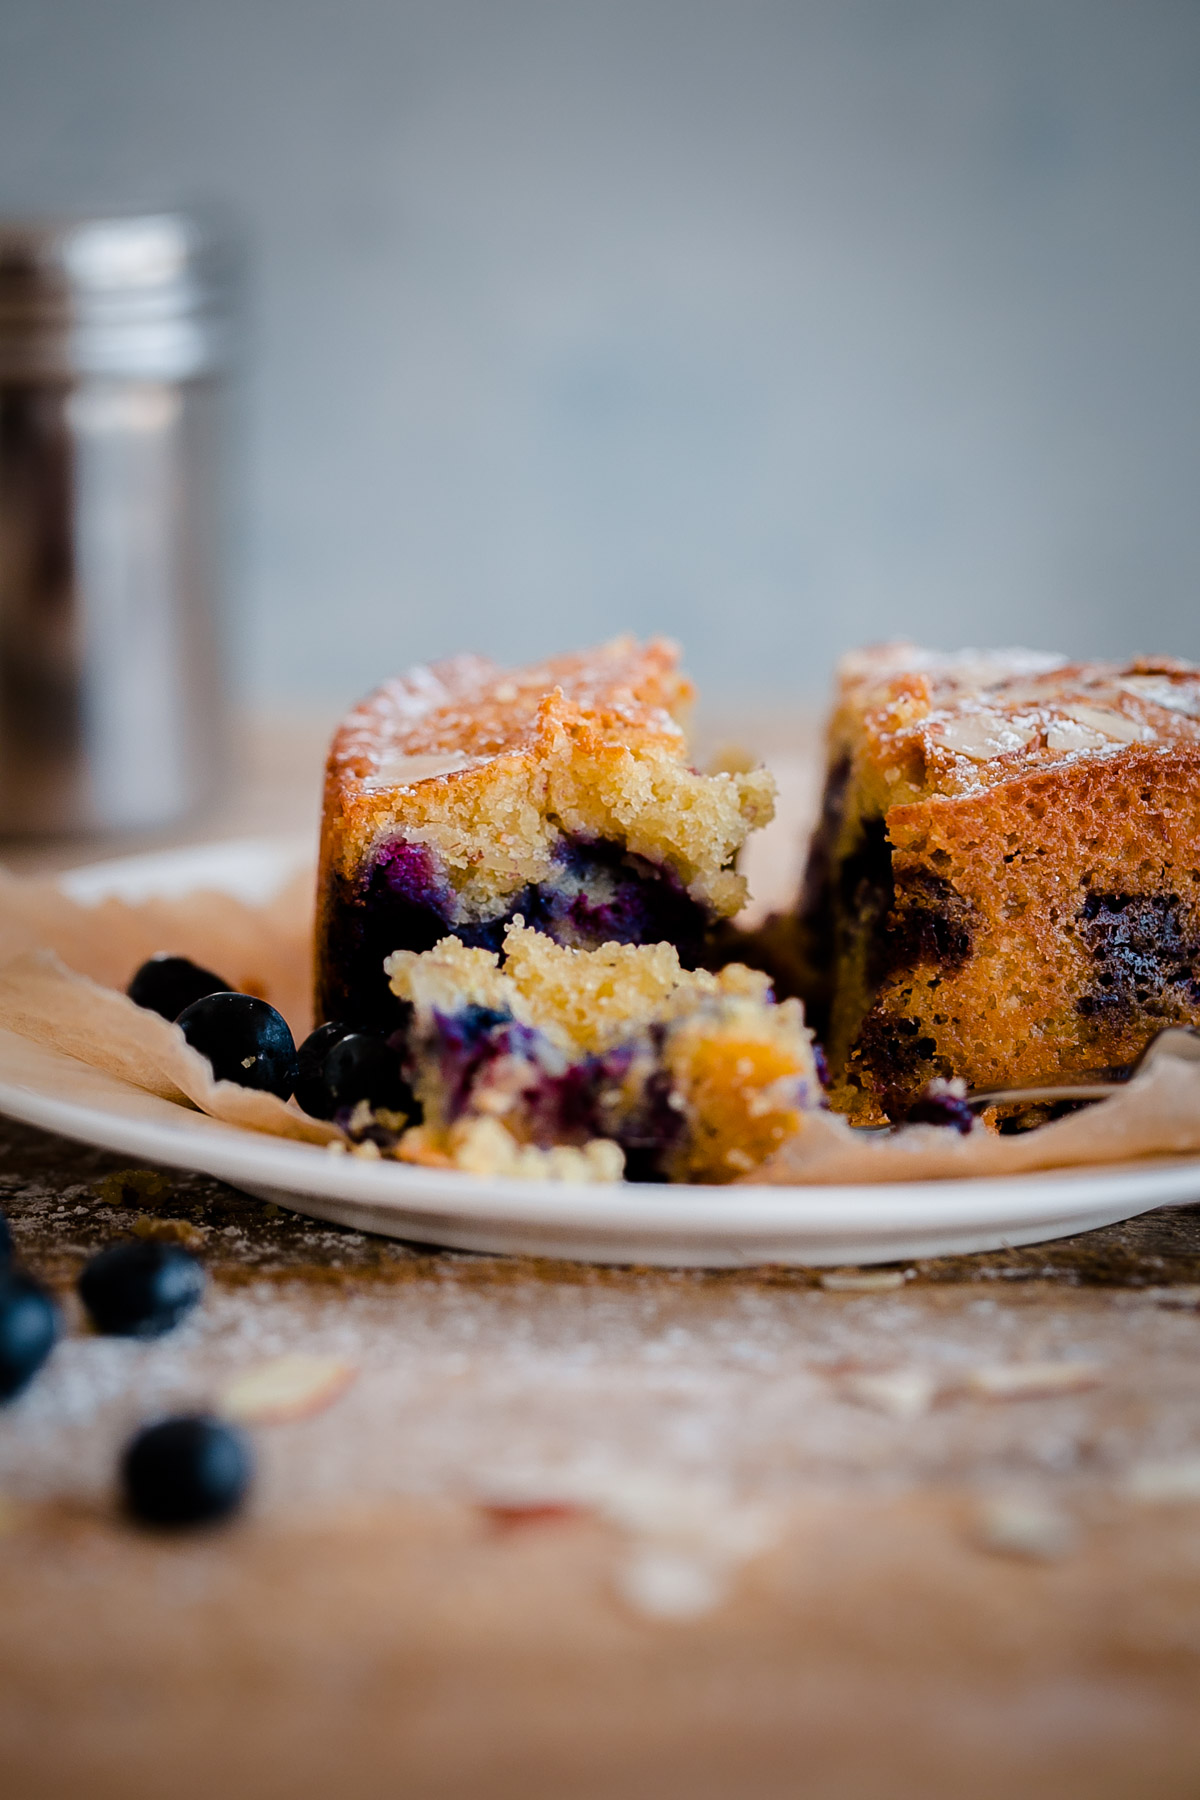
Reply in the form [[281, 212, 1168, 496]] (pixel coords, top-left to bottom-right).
[[384, 922, 819, 1183], [789, 643, 1200, 1123], [316, 637, 776, 1028]]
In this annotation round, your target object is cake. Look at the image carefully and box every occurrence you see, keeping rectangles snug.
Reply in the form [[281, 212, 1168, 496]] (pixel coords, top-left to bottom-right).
[[793, 644, 1200, 1124], [315, 638, 776, 1029], [384, 921, 819, 1183]]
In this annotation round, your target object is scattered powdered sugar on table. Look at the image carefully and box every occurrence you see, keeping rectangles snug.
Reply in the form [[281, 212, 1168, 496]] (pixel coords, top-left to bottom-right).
[[5, 1268, 1200, 1524], [6, 1123, 1200, 1618]]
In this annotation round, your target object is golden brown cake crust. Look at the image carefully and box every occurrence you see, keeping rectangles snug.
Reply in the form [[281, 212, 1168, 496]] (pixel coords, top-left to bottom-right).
[[838, 644, 1200, 808], [317, 635, 772, 904], [327, 637, 690, 788]]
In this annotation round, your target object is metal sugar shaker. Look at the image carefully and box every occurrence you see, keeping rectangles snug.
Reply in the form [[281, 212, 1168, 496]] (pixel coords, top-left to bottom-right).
[[0, 211, 238, 834]]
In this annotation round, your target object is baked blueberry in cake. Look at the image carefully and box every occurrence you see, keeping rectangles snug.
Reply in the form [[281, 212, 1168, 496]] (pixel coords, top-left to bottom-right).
[[383, 921, 819, 1183], [316, 638, 775, 1027], [793, 644, 1200, 1123]]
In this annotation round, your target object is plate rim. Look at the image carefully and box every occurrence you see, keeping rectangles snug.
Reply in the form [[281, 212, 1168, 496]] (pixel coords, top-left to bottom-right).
[[0, 1024, 1196, 1234]]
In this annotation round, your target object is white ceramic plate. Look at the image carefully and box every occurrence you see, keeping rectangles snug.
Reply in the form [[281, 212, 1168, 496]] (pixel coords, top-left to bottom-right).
[[0, 837, 1196, 1268]]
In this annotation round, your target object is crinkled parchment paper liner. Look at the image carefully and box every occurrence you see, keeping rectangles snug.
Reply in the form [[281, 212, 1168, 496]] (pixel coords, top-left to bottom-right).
[[750, 1056, 1200, 1185], [0, 867, 339, 1146], [0, 865, 313, 1033], [0, 857, 1197, 1178]]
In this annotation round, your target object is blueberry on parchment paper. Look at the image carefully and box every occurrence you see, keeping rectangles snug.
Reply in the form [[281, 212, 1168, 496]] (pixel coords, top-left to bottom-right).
[[292, 1020, 356, 1117], [176, 993, 298, 1099], [293, 1022, 415, 1120], [127, 955, 233, 1022], [322, 1033, 413, 1116]]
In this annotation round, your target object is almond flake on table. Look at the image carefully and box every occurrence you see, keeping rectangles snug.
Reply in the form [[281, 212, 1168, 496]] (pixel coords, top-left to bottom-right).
[[479, 1500, 587, 1531], [964, 1360, 1103, 1400], [219, 1353, 358, 1424], [495, 1469, 779, 1622], [973, 1495, 1076, 1562], [820, 1269, 911, 1293], [1123, 1457, 1200, 1503], [615, 1547, 727, 1621], [841, 1368, 938, 1419]]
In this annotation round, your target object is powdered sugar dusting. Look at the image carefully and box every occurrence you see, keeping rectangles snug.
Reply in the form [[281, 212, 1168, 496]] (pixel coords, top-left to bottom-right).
[[3, 1264, 1197, 1526]]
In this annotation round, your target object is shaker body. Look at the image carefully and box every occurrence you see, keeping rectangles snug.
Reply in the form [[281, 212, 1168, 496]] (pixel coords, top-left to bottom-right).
[[0, 372, 226, 831], [0, 211, 236, 835]]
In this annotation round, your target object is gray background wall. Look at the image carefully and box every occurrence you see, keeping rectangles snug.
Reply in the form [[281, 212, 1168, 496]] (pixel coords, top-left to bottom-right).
[[1, 0, 1197, 709]]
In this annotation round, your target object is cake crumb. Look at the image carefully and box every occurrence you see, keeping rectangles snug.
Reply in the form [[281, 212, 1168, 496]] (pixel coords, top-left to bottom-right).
[[130, 1215, 207, 1249]]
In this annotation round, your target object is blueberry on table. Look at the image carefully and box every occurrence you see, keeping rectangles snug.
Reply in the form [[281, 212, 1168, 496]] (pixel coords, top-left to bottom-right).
[[322, 1032, 414, 1116], [292, 1020, 356, 1118], [176, 993, 298, 1098], [0, 1270, 59, 1401], [121, 1415, 252, 1528], [127, 954, 233, 1022], [79, 1240, 205, 1338]]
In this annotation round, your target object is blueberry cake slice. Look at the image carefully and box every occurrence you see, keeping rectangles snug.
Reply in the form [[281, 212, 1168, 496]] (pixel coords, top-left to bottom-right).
[[316, 638, 775, 1027], [384, 921, 819, 1183], [795, 644, 1200, 1124]]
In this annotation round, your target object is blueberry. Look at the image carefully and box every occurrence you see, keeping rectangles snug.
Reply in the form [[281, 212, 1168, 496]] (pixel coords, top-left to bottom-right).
[[904, 1084, 975, 1135], [78, 1240, 205, 1338], [292, 1022, 414, 1119], [0, 1270, 59, 1401], [0, 1207, 11, 1263], [176, 993, 298, 1098], [121, 1414, 252, 1528], [323, 1033, 413, 1115], [127, 954, 233, 1022], [292, 1020, 356, 1117]]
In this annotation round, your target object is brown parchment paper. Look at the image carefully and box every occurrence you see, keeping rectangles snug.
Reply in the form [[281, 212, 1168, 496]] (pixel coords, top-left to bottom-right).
[[0, 856, 1197, 1181], [0, 864, 314, 1035], [0, 867, 339, 1147], [750, 1056, 1200, 1184]]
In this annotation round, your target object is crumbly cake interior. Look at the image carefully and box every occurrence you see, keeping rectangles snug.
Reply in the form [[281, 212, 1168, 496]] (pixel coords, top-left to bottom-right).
[[796, 644, 1200, 1123], [383, 922, 819, 1184], [316, 637, 776, 1026]]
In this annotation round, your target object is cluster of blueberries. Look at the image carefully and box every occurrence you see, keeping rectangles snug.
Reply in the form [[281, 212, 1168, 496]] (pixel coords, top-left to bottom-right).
[[0, 1217, 248, 1526], [127, 953, 414, 1121]]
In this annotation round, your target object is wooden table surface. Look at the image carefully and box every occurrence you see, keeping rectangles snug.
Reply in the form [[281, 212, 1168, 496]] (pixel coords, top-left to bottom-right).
[[2, 713, 1200, 1800]]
